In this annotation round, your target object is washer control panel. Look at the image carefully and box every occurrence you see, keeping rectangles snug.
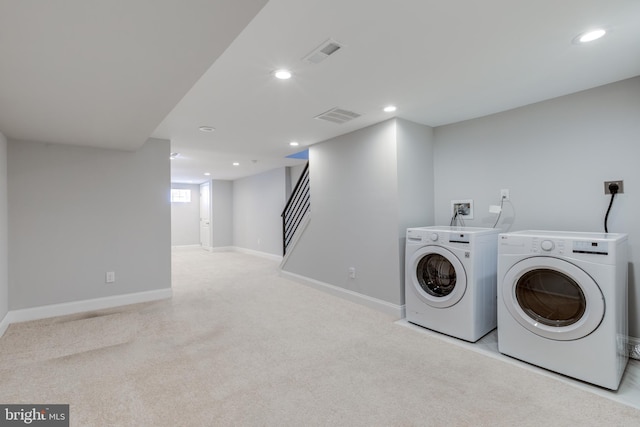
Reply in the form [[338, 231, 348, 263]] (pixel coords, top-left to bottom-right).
[[531, 238, 565, 255]]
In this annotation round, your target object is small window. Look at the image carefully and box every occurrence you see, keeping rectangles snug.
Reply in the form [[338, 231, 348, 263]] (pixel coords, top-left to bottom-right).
[[171, 189, 191, 203]]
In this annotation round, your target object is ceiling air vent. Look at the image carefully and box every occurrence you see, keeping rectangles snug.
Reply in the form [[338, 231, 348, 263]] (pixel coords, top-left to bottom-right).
[[303, 38, 343, 64], [314, 108, 361, 124]]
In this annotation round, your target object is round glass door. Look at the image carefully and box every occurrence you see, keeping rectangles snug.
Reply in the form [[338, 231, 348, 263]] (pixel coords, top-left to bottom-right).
[[516, 269, 586, 327], [502, 257, 604, 341], [409, 246, 466, 308], [417, 254, 457, 297]]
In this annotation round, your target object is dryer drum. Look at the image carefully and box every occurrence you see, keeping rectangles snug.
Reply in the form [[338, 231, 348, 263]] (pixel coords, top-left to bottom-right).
[[515, 269, 586, 327], [417, 254, 457, 297]]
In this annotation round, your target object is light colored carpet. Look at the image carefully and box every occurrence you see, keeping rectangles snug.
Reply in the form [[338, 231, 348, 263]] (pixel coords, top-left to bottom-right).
[[1, 247, 639, 426]]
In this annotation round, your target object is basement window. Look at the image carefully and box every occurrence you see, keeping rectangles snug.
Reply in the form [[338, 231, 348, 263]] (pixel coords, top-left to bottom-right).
[[171, 189, 191, 203]]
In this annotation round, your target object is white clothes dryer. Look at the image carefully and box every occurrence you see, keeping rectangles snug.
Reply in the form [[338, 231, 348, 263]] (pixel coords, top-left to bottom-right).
[[405, 226, 500, 342], [497, 230, 628, 390]]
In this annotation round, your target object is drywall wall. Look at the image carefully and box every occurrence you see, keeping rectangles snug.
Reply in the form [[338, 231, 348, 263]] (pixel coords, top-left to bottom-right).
[[433, 76, 640, 336], [0, 131, 8, 323], [396, 119, 435, 302], [8, 138, 171, 309], [396, 118, 435, 233], [282, 120, 404, 304], [212, 180, 233, 247], [232, 168, 286, 256], [171, 183, 200, 246]]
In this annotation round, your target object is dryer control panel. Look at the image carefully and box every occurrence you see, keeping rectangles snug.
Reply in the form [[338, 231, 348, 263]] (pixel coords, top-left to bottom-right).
[[573, 240, 609, 255]]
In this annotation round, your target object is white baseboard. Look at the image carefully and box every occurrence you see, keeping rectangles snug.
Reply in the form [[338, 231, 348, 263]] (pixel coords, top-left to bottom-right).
[[171, 244, 202, 249], [232, 247, 283, 263], [280, 270, 404, 319], [210, 246, 234, 253], [6, 288, 173, 326], [0, 312, 9, 337]]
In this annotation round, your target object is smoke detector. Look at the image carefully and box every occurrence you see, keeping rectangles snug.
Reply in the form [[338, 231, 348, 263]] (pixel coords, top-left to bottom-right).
[[303, 38, 343, 64], [314, 107, 361, 124]]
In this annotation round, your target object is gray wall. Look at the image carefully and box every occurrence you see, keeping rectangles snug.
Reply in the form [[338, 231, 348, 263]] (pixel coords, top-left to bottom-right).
[[396, 118, 435, 297], [433, 76, 640, 336], [232, 168, 287, 256], [282, 119, 433, 305], [8, 139, 171, 310], [0, 131, 7, 321], [212, 180, 233, 248], [171, 183, 200, 246]]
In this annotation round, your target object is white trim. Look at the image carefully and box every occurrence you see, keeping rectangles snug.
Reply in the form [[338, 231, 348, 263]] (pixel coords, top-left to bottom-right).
[[7, 288, 173, 325], [280, 270, 404, 319], [210, 246, 234, 253], [232, 247, 283, 263], [171, 244, 202, 249], [0, 312, 9, 337]]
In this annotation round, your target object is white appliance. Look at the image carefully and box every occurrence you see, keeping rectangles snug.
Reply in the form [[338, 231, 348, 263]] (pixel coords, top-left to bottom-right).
[[497, 230, 628, 390], [405, 226, 500, 342]]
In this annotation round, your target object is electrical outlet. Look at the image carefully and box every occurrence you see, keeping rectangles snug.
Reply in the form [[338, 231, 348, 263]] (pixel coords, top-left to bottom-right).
[[604, 180, 624, 194], [105, 271, 115, 283], [348, 267, 356, 279], [451, 199, 474, 220], [500, 189, 510, 200]]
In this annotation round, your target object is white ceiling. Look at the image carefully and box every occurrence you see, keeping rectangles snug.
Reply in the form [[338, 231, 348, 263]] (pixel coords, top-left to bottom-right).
[[0, 0, 268, 150], [2, 1, 639, 183]]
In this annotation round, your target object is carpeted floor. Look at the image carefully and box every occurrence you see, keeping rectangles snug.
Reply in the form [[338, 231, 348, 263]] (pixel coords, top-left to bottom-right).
[[1, 247, 639, 426]]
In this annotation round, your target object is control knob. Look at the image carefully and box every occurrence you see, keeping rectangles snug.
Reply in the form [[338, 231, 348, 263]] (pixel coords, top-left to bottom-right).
[[540, 240, 555, 251], [430, 233, 439, 242]]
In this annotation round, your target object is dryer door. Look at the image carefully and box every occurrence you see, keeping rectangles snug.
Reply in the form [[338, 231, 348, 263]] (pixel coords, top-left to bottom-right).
[[502, 257, 605, 341], [409, 246, 467, 308]]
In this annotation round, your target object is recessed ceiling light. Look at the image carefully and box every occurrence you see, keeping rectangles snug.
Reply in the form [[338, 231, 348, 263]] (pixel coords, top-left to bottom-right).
[[204, 172, 211, 176], [574, 28, 607, 44], [274, 69, 292, 80], [199, 126, 215, 132], [233, 162, 240, 166], [383, 105, 397, 113], [289, 141, 299, 146]]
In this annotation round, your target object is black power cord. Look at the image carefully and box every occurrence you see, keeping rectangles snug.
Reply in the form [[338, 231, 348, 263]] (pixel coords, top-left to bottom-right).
[[604, 182, 619, 233]]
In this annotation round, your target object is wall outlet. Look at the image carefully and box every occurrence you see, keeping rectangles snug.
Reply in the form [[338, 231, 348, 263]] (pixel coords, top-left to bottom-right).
[[348, 267, 356, 279], [451, 199, 474, 220], [500, 189, 510, 200], [105, 271, 115, 283], [604, 180, 624, 194]]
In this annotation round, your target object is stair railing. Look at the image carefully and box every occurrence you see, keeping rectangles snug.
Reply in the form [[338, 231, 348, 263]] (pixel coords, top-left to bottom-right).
[[281, 162, 310, 255]]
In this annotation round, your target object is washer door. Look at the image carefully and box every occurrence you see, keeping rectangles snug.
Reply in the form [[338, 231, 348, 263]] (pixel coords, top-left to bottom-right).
[[502, 257, 605, 341], [409, 246, 467, 308]]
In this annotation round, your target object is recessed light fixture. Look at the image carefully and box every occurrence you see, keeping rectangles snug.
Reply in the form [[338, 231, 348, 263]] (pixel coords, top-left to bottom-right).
[[383, 105, 397, 113], [289, 141, 299, 147], [232, 162, 240, 166], [204, 172, 211, 176], [199, 126, 215, 132], [169, 152, 180, 160], [274, 69, 292, 80], [574, 28, 607, 44]]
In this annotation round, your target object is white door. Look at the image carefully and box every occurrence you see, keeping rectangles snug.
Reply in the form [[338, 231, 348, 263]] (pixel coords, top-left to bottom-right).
[[199, 182, 211, 248]]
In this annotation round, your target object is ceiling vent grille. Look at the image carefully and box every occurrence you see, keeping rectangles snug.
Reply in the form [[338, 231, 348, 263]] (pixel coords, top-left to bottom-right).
[[314, 108, 361, 124], [303, 38, 343, 64]]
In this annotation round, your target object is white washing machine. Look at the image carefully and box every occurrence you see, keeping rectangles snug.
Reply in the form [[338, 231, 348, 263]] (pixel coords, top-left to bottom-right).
[[405, 226, 500, 342], [498, 230, 628, 390]]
